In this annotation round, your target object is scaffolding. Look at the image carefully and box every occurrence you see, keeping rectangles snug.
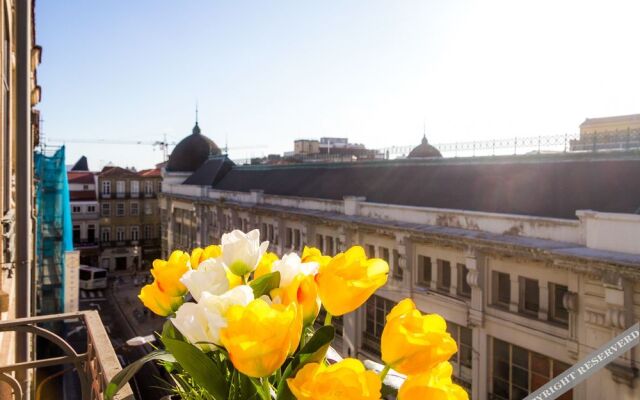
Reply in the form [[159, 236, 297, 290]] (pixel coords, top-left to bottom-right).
[[34, 146, 73, 315]]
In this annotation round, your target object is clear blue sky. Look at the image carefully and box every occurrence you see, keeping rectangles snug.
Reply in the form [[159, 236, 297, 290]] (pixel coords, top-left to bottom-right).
[[37, 0, 640, 170]]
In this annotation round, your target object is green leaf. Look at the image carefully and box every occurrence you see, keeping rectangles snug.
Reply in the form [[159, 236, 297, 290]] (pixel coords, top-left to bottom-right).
[[163, 338, 229, 400], [161, 319, 184, 342], [249, 271, 280, 298], [275, 326, 335, 400], [104, 350, 176, 400]]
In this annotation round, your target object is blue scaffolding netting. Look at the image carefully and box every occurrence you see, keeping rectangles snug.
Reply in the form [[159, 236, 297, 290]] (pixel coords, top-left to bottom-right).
[[34, 145, 73, 315]]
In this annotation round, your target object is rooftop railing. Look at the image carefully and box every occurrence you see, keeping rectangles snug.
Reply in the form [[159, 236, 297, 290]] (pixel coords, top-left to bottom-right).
[[0, 311, 133, 400]]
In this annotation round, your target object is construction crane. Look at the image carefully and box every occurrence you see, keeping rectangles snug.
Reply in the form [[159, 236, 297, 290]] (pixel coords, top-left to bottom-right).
[[46, 135, 267, 162]]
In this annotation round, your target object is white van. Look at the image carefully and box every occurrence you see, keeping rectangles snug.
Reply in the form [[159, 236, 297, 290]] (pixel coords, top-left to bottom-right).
[[79, 265, 108, 290]]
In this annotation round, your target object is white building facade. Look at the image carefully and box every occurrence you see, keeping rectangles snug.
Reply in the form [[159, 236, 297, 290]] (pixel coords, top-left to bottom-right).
[[159, 129, 640, 400]]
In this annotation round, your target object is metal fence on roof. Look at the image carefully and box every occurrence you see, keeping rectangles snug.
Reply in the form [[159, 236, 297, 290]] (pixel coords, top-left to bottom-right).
[[230, 129, 640, 165]]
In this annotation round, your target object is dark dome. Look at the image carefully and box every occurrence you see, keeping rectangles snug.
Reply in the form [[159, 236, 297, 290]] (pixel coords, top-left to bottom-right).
[[166, 123, 222, 172], [408, 135, 442, 158]]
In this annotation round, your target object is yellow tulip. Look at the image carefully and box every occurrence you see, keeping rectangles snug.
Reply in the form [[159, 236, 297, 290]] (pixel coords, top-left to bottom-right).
[[287, 359, 381, 400], [190, 245, 222, 268], [226, 268, 243, 289], [254, 252, 279, 279], [398, 362, 469, 400], [138, 281, 184, 316], [271, 274, 320, 325], [220, 299, 302, 378], [301, 246, 331, 267], [150, 250, 190, 297], [381, 299, 458, 375], [315, 246, 388, 316]]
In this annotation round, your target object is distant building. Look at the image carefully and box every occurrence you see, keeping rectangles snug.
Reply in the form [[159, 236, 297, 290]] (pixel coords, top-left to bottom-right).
[[160, 123, 640, 399], [407, 134, 443, 158], [294, 139, 320, 155], [570, 113, 640, 151], [97, 165, 162, 271], [289, 137, 381, 163], [68, 156, 100, 267]]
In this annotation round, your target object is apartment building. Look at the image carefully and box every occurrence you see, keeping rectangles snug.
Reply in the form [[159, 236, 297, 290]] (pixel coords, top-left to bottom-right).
[[68, 156, 99, 266], [159, 127, 640, 400], [97, 165, 162, 272]]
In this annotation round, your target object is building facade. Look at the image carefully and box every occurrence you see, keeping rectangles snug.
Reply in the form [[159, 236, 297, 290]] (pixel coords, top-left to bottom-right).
[[68, 157, 100, 267], [97, 165, 162, 272], [160, 128, 640, 400], [0, 0, 41, 396], [571, 113, 640, 152]]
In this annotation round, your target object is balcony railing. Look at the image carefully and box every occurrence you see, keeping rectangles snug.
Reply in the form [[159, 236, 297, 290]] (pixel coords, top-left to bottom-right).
[[0, 311, 133, 400]]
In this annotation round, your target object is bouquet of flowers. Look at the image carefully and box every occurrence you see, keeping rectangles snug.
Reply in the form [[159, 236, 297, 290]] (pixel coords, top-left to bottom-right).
[[105, 229, 468, 400]]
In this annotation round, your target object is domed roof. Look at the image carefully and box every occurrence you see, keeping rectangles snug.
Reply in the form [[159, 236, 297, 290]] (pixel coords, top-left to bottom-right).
[[408, 135, 442, 158], [166, 123, 222, 172]]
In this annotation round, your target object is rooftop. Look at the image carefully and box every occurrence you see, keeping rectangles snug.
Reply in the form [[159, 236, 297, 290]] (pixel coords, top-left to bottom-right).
[[181, 151, 640, 220]]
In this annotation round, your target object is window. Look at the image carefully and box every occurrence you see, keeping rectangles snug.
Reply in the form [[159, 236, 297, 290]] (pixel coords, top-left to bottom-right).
[[73, 225, 81, 243], [144, 203, 152, 215], [285, 228, 293, 248], [493, 271, 511, 308], [417, 255, 432, 287], [157, 181, 162, 193], [457, 263, 471, 298], [144, 224, 152, 239], [519, 277, 539, 316], [102, 181, 111, 195], [379, 247, 390, 263], [116, 202, 125, 217], [87, 205, 96, 213], [144, 180, 154, 194], [366, 244, 375, 258], [131, 226, 139, 241], [491, 338, 572, 400], [316, 234, 324, 251], [130, 202, 139, 216], [101, 203, 111, 217], [72, 205, 81, 213], [87, 224, 96, 242], [392, 249, 402, 281], [101, 228, 111, 242], [267, 224, 274, 242], [549, 283, 569, 325], [116, 180, 125, 195], [83, 184, 89, 190], [437, 259, 451, 292], [130, 180, 139, 196], [293, 229, 301, 250], [325, 236, 334, 255], [364, 295, 396, 356], [447, 322, 473, 394], [116, 226, 125, 241]]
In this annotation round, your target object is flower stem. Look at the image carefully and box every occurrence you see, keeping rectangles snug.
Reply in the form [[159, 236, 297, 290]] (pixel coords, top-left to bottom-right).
[[261, 377, 271, 400], [379, 365, 391, 382], [324, 312, 332, 326]]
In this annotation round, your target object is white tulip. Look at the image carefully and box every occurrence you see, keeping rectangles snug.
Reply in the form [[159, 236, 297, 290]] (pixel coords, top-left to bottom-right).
[[171, 285, 254, 351], [220, 229, 268, 276], [170, 302, 224, 352], [271, 252, 319, 287], [180, 258, 229, 302]]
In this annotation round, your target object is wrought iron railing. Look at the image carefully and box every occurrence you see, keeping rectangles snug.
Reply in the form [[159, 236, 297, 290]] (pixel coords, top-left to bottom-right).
[[230, 129, 640, 165], [0, 311, 133, 400]]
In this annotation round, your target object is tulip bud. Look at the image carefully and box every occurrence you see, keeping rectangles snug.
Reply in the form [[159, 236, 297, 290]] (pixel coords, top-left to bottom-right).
[[316, 246, 388, 316]]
